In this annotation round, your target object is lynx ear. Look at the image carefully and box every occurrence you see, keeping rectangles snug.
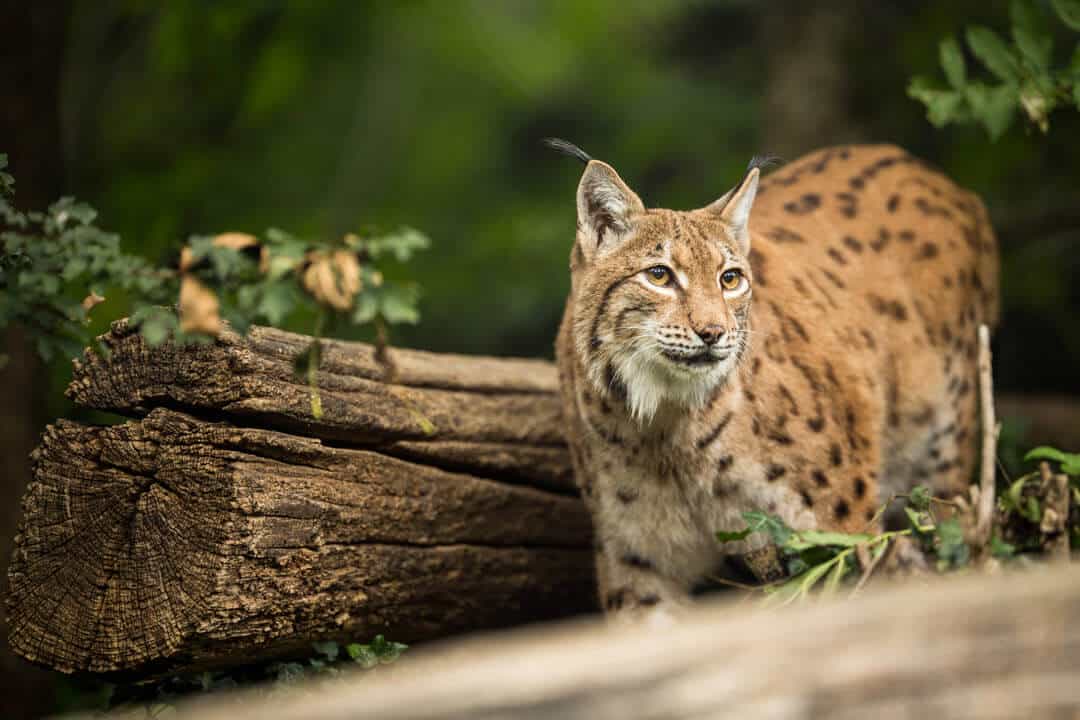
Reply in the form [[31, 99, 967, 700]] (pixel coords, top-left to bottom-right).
[[706, 165, 760, 255], [576, 161, 644, 260]]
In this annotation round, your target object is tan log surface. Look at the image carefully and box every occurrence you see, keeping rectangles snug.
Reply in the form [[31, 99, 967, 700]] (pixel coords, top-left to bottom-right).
[[67, 319, 565, 449], [8, 409, 593, 677], [104, 563, 1080, 720], [9, 322, 595, 678]]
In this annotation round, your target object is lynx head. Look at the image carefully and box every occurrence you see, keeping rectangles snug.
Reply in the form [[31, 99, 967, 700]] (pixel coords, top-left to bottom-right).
[[548, 139, 762, 424]]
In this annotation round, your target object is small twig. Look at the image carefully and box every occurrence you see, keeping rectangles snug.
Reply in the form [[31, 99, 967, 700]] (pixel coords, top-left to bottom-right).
[[704, 572, 792, 595], [975, 324, 999, 554], [851, 539, 890, 597], [374, 316, 398, 382], [854, 543, 872, 572], [859, 493, 898, 533]]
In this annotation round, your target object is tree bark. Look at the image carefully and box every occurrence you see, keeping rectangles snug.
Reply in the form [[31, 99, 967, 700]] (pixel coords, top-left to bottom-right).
[[67, 320, 570, 489], [102, 563, 1080, 720], [8, 322, 594, 678]]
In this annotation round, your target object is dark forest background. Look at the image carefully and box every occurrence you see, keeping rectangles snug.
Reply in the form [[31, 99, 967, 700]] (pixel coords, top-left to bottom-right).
[[2, 2, 1078, 717]]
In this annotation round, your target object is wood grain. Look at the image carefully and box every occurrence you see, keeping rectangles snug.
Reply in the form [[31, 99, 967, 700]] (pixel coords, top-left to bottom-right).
[[104, 563, 1080, 720]]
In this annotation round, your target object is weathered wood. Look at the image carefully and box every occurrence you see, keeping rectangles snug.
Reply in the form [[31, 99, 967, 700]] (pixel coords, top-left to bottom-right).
[[8, 409, 594, 677], [104, 563, 1080, 720], [67, 319, 565, 447]]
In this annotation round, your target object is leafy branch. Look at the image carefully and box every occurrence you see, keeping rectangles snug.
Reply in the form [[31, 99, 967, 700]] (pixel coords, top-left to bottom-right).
[[0, 153, 429, 410], [908, 0, 1080, 139], [716, 485, 1012, 605]]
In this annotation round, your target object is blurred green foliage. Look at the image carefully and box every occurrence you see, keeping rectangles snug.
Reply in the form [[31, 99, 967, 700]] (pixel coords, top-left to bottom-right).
[[35, 0, 1080, 395], [909, 0, 1080, 138]]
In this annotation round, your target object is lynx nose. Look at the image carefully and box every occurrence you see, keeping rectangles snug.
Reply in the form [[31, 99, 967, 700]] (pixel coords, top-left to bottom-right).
[[695, 325, 725, 346]]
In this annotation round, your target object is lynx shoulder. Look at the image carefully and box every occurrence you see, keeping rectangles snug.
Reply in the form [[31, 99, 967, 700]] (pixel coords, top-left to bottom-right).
[[551, 141, 999, 614]]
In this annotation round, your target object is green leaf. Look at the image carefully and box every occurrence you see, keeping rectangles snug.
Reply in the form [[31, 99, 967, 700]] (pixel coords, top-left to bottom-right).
[[905, 506, 934, 535], [785, 530, 874, 551], [351, 293, 379, 324], [965, 82, 1018, 139], [1025, 446, 1080, 475], [1006, 475, 1031, 511], [369, 634, 408, 661], [908, 77, 968, 128], [939, 36, 967, 89], [1052, 0, 1080, 30], [256, 281, 299, 326], [379, 284, 421, 324], [311, 640, 339, 662], [789, 557, 837, 601], [366, 227, 431, 262], [934, 518, 970, 570], [908, 484, 932, 512], [132, 307, 178, 346], [346, 643, 378, 668], [741, 510, 793, 546], [990, 534, 1016, 558], [966, 26, 1022, 82], [822, 553, 850, 595], [1012, 0, 1053, 69], [716, 527, 752, 543]]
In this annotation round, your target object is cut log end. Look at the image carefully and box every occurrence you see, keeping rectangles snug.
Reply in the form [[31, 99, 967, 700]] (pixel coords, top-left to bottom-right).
[[9, 410, 595, 677]]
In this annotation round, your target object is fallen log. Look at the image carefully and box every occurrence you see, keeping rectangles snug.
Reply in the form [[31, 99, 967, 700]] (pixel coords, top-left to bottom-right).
[[7, 321, 595, 677], [66, 320, 568, 479], [107, 563, 1080, 720]]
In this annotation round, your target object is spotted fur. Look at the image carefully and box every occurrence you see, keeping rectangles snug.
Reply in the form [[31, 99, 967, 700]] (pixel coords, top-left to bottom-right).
[[552, 142, 999, 616]]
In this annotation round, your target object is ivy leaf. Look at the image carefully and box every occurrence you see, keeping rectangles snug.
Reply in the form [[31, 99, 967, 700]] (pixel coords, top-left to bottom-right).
[[966, 26, 1022, 82], [939, 36, 967, 89], [1052, 0, 1080, 30]]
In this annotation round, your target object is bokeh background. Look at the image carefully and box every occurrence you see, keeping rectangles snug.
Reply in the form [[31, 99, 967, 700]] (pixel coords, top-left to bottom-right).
[[3, 1, 1079, 717]]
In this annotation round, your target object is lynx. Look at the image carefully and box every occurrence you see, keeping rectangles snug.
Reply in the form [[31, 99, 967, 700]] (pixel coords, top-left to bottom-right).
[[549, 139, 999, 615]]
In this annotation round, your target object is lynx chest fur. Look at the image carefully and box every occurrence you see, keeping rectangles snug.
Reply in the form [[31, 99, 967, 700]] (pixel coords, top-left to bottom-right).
[[551, 142, 998, 614]]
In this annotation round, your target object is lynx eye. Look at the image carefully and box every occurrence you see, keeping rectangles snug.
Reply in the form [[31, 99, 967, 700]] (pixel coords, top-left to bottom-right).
[[645, 265, 673, 287], [720, 268, 744, 291]]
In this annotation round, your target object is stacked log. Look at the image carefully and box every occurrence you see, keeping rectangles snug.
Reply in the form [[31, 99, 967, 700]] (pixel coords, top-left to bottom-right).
[[7, 321, 595, 677]]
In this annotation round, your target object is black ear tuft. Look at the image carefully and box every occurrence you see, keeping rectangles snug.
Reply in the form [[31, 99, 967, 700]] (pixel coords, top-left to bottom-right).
[[747, 154, 781, 172], [543, 137, 593, 165], [747, 154, 783, 172]]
